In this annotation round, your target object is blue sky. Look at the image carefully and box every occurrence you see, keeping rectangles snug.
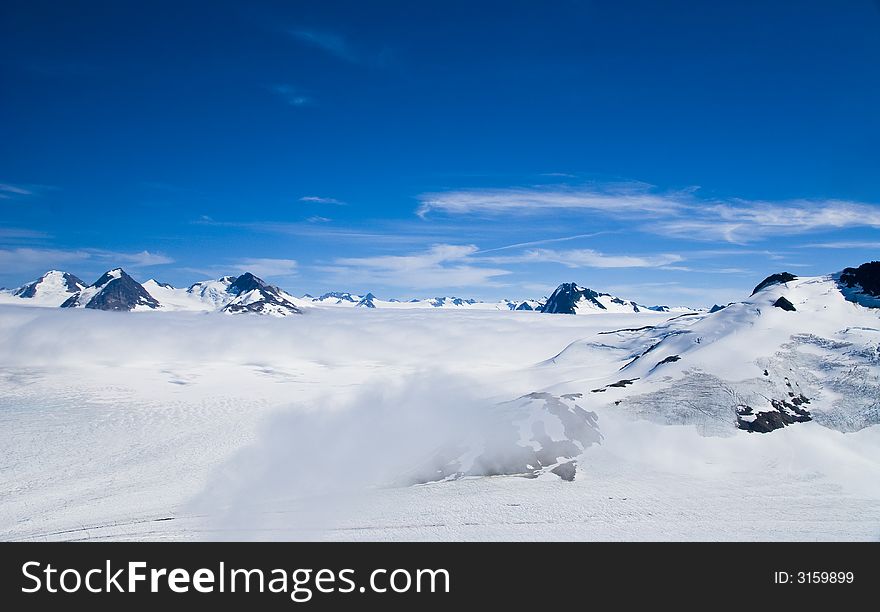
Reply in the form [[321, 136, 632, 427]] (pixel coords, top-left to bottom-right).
[[2, 0, 879, 306]]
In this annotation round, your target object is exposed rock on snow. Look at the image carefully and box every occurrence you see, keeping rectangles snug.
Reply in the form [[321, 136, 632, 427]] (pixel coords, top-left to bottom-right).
[[539, 282, 687, 315], [735, 396, 812, 433], [837, 261, 880, 308], [10, 270, 86, 306], [773, 296, 796, 311], [546, 266, 880, 435], [61, 269, 159, 311], [751, 272, 797, 296], [220, 273, 302, 316], [356, 293, 377, 308], [839, 261, 880, 296]]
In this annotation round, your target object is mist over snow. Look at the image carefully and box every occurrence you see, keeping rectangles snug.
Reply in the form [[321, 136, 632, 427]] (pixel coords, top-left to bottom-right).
[[2, 269, 880, 541], [189, 374, 498, 539]]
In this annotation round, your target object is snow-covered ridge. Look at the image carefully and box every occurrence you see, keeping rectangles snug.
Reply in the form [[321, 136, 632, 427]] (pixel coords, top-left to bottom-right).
[[545, 269, 880, 435], [61, 268, 160, 311], [539, 282, 693, 315], [7, 269, 691, 315], [7, 270, 85, 306], [6, 263, 878, 320]]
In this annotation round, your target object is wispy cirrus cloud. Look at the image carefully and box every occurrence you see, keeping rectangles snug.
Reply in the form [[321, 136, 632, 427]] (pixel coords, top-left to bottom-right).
[[299, 196, 346, 205], [109, 250, 175, 267], [647, 200, 880, 243], [0, 183, 33, 198], [417, 183, 880, 243], [290, 30, 358, 62], [417, 183, 682, 218], [799, 240, 880, 250], [269, 84, 313, 107], [0, 248, 173, 279], [476, 231, 615, 254], [231, 258, 298, 278], [288, 29, 391, 67], [324, 244, 510, 289], [0, 248, 91, 269], [484, 248, 684, 269], [0, 182, 58, 200], [0, 227, 52, 240], [194, 217, 420, 243]]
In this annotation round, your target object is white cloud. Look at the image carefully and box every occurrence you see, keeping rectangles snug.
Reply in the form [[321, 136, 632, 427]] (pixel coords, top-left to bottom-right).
[[476, 231, 614, 254], [0, 183, 33, 198], [485, 248, 683, 269], [114, 250, 175, 266], [648, 200, 880, 242], [232, 258, 298, 278], [300, 196, 345, 205], [289, 30, 359, 63], [0, 248, 91, 269], [0, 228, 51, 240], [288, 29, 390, 67], [800, 240, 880, 250], [417, 183, 683, 218], [0, 248, 173, 280], [0, 182, 58, 200], [417, 184, 880, 243], [270, 84, 313, 107], [326, 244, 510, 289]]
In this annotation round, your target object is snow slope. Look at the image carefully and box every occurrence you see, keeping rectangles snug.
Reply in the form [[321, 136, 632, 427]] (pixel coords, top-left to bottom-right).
[[0, 270, 85, 307], [1, 266, 878, 541]]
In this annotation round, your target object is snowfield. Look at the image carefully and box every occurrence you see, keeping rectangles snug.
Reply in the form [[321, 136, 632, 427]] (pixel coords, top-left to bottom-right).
[[1, 274, 879, 541]]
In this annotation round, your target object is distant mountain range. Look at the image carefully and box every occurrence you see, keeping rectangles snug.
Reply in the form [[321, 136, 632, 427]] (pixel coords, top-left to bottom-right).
[[4, 261, 878, 318], [0, 268, 650, 315]]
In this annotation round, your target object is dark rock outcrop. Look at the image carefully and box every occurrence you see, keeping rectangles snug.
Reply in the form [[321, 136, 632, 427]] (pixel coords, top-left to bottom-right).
[[656, 355, 681, 365], [736, 396, 811, 433], [221, 272, 301, 315], [429, 296, 477, 307], [838, 261, 880, 297], [316, 291, 358, 303], [356, 293, 377, 308], [751, 272, 797, 296], [540, 283, 605, 314], [772, 296, 796, 311], [62, 269, 160, 311]]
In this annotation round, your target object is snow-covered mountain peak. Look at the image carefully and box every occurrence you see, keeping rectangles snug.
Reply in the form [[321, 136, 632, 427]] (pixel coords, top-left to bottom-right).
[[356, 293, 377, 308], [547, 268, 880, 436], [61, 268, 160, 311], [220, 272, 303, 316], [227, 272, 269, 296], [540, 282, 655, 314], [11, 270, 86, 305]]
